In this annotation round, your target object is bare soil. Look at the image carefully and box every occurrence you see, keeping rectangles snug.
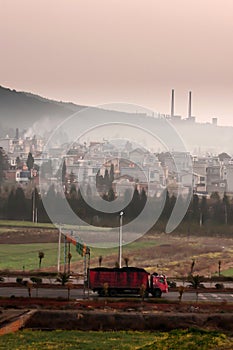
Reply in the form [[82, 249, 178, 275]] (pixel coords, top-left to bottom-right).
[[1, 227, 233, 277], [0, 228, 58, 244]]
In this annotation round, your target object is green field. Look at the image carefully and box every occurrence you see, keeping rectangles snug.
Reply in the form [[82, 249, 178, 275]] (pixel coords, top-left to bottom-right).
[[0, 329, 232, 350], [0, 220, 55, 229], [0, 220, 112, 231], [0, 243, 79, 270], [0, 240, 159, 271], [221, 268, 233, 276], [1, 220, 233, 277]]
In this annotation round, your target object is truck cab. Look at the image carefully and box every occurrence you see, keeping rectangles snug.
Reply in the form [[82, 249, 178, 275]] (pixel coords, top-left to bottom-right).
[[150, 273, 168, 297]]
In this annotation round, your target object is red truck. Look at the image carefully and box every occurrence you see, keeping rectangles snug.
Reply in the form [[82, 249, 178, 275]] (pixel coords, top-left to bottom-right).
[[88, 267, 168, 298]]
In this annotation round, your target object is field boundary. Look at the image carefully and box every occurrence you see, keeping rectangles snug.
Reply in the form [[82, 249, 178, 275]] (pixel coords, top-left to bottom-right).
[[24, 310, 233, 331], [0, 310, 36, 336]]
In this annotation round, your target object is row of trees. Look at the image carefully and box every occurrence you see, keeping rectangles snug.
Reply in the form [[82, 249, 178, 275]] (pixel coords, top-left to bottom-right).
[[1, 181, 233, 228]]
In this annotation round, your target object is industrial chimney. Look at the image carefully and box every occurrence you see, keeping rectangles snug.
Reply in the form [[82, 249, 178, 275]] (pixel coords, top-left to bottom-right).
[[188, 91, 192, 119], [171, 89, 175, 118]]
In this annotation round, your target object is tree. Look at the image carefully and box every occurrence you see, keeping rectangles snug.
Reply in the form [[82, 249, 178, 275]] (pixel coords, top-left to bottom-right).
[[62, 160, 67, 185], [26, 152, 34, 171], [223, 193, 230, 225], [32, 187, 39, 222], [30, 276, 42, 297], [200, 196, 208, 226], [26, 281, 33, 298], [67, 282, 74, 300], [40, 159, 52, 178], [109, 164, 114, 183], [56, 272, 70, 286], [107, 187, 115, 202], [211, 192, 222, 223], [69, 171, 76, 184], [16, 156, 22, 169], [190, 259, 195, 274], [124, 257, 129, 267], [45, 184, 56, 204], [192, 194, 199, 222], [187, 274, 204, 302], [210, 192, 220, 202], [178, 285, 185, 302], [38, 251, 44, 269], [7, 189, 16, 220], [161, 190, 170, 219], [104, 169, 110, 190], [130, 186, 140, 218], [218, 260, 222, 277], [15, 187, 27, 220], [68, 252, 72, 274], [98, 256, 103, 267], [70, 184, 77, 198], [0, 147, 8, 184], [86, 184, 92, 197], [140, 188, 147, 210]]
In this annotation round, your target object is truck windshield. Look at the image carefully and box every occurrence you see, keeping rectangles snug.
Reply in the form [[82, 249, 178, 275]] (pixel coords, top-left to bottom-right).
[[159, 278, 165, 284]]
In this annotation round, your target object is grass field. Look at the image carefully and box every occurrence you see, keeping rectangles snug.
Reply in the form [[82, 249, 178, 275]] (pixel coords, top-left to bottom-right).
[[0, 220, 55, 228], [0, 220, 112, 231], [0, 240, 160, 271], [0, 221, 233, 277], [0, 329, 232, 350], [221, 268, 233, 276], [0, 243, 79, 271], [1, 234, 233, 277]]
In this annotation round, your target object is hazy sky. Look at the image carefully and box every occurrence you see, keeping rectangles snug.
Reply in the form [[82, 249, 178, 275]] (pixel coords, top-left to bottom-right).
[[1, 0, 233, 125]]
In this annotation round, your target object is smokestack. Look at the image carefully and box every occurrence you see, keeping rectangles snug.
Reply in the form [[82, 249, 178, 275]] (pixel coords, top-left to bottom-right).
[[188, 91, 192, 118], [171, 89, 174, 118]]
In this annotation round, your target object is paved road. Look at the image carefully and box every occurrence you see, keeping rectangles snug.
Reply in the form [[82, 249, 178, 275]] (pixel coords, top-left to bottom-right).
[[1, 287, 233, 303], [165, 291, 233, 302], [0, 287, 88, 299]]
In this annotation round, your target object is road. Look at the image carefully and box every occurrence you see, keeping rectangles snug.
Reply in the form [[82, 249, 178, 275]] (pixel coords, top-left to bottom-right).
[[165, 291, 233, 303], [0, 286, 87, 299], [1, 287, 233, 303]]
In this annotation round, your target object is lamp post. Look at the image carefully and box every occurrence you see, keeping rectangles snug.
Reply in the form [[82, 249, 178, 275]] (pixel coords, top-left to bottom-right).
[[57, 224, 62, 273], [118, 211, 124, 268]]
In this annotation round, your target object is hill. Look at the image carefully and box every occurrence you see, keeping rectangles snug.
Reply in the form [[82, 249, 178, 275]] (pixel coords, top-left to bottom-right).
[[0, 86, 85, 136], [1, 85, 233, 154]]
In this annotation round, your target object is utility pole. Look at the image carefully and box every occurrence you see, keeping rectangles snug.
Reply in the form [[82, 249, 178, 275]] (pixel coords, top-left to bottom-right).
[[118, 211, 124, 268]]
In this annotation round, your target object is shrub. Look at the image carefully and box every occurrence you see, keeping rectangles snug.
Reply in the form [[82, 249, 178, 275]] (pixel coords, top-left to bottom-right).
[[56, 273, 70, 286], [167, 280, 177, 288], [30, 277, 42, 284], [16, 277, 23, 284]]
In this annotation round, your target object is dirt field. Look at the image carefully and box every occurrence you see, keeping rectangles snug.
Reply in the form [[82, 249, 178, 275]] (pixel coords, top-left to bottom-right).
[[1, 298, 233, 332], [0, 226, 233, 277], [0, 227, 58, 244]]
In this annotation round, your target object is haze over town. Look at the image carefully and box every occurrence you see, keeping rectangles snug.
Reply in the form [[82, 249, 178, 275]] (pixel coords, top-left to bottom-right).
[[1, 1, 233, 126]]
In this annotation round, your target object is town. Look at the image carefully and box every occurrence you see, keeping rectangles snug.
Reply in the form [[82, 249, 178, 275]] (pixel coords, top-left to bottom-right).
[[0, 127, 233, 226]]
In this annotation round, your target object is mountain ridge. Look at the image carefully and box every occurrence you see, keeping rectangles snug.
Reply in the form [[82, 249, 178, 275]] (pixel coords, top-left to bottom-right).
[[0, 85, 85, 135], [0, 85, 233, 154]]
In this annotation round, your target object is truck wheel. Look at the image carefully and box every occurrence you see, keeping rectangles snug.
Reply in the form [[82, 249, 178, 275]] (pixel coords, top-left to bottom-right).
[[153, 289, 162, 298], [109, 289, 117, 297], [98, 289, 105, 297]]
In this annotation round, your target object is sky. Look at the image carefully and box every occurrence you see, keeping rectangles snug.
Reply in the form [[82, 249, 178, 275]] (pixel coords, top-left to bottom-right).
[[1, 0, 233, 126]]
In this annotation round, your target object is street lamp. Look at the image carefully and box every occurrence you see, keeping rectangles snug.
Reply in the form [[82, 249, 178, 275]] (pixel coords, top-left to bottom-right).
[[118, 211, 124, 268]]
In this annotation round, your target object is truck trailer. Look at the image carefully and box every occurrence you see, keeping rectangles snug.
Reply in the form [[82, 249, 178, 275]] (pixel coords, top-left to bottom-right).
[[88, 267, 168, 297]]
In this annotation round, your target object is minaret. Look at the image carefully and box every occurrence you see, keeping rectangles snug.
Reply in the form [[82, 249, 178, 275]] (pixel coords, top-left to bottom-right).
[[171, 89, 175, 118]]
